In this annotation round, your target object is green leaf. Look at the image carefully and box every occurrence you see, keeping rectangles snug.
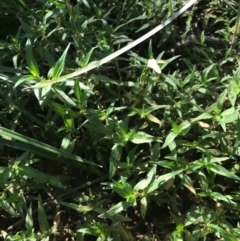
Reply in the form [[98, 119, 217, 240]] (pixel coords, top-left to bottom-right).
[[48, 43, 70, 79], [104, 201, 132, 216], [79, 47, 96, 67], [146, 169, 184, 194], [18, 166, 50, 182], [228, 75, 240, 106], [0, 126, 98, 167], [140, 197, 147, 218], [216, 89, 228, 113], [52, 87, 78, 107], [146, 114, 161, 124], [109, 144, 122, 179], [134, 166, 156, 191], [131, 131, 162, 144], [60, 202, 93, 212], [112, 177, 135, 200], [26, 203, 33, 233], [151, 143, 160, 162], [147, 59, 161, 73], [0, 199, 18, 216], [179, 174, 196, 195], [78, 224, 108, 237], [191, 112, 213, 123], [219, 107, 239, 128], [209, 163, 240, 181], [74, 79, 82, 101], [178, 120, 191, 135], [46, 100, 78, 118], [209, 192, 236, 205], [63, 114, 75, 129], [25, 38, 40, 77], [14, 75, 41, 88], [38, 195, 50, 233], [161, 131, 178, 149], [208, 224, 238, 241]]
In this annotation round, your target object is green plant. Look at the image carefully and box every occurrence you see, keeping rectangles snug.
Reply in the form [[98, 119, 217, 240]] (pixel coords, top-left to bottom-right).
[[1, 0, 240, 240]]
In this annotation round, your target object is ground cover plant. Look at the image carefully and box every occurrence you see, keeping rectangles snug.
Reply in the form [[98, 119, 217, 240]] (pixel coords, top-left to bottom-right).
[[1, 0, 240, 240]]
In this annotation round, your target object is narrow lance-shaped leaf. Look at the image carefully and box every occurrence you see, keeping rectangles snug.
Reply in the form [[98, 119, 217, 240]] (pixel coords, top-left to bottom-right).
[[109, 144, 122, 179], [80, 47, 96, 67], [140, 197, 148, 218], [25, 38, 40, 77], [0, 126, 99, 166], [38, 195, 50, 233], [26, 202, 33, 233], [209, 163, 240, 181], [161, 131, 178, 149], [48, 43, 71, 79], [146, 169, 184, 194]]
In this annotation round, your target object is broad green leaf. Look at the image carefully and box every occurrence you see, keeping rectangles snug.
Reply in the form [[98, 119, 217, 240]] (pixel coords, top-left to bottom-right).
[[48, 43, 70, 79]]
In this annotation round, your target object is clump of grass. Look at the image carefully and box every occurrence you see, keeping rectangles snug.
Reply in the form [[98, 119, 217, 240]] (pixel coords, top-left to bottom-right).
[[1, 0, 240, 240]]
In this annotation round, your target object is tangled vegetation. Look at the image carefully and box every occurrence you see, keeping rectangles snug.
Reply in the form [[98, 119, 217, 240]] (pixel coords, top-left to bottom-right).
[[1, 0, 240, 240]]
